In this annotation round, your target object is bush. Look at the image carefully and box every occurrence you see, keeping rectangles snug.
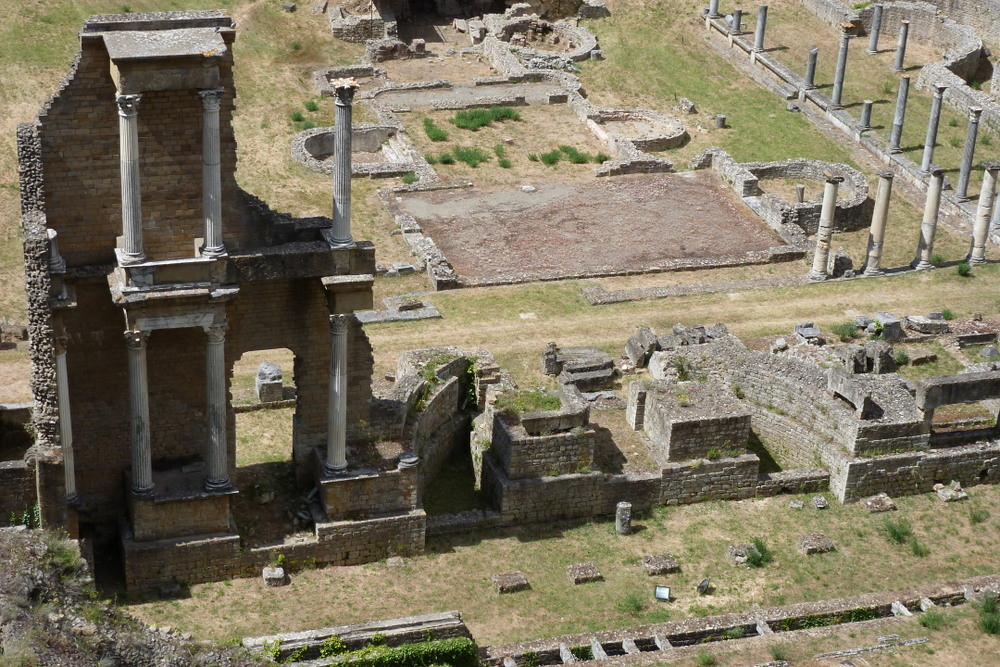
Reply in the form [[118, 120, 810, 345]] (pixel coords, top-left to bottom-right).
[[570, 645, 593, 660], [527, 153, 539, 162], [439, 152, 455, 165], [919, 609, 947, 630], [909, 536, 930, 557], [559, 145, 592, 164], [948, 118, 960, 127], [883, 517, 913, 544], [540, 150, 562, 166], [746, 538, 773, 568], [769, 644, 789, 660], [401, 171, 418, 185], [290, 111, 304, 122], [957, 262, 972, 277], [970, 508, 991, 524], [695, 648, 718, 666], [931, 253, 945, 267], [722, 626, 744, 640], [300, 121, 316, 131], [452, 145, 491, 167], [498, 158, 512, 169], [425, 153, 439, 165], [831, 321, 858, 342], [304, 99, 318, 112], [977, 594, 1000, 635], [941, 308, 954, 320], [423, 117, 449, 142], [616, 591, 647, 616], [450, 106, 521, 131], [982, 135, 993, 146], [894, 350, 909, 366], [290, 40, 302, 51]]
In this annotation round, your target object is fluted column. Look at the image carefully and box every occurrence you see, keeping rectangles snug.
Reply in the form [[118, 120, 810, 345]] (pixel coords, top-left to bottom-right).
[[753, 5, 768, 52], [804, 47, 819, 90], [125, 330, 154, 496], [955, 107, 983, 201], [893, 21, 909, 72], [969, 162, 1000, 265], [888, 75, 909, 153], [867, 4, 883, 54], [913, 168, 945, 269], [327, 78, 359, 249], [54, 330, 79, 505], [831, 27, 852, 109], [199, 88, 226, 257], [864, 170, 894, 276], [117, 94, 145, 264], [921, 84, 947, 173], [808, 175, 844, 281], [204, 322, 230, 491], [324, 314, 350, 475]]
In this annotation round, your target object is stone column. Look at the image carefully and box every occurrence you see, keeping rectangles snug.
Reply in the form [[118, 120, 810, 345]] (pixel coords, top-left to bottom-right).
[[116, 93, 145, 264], [753, 5, 767, 52], [326, 78, 359, 249], [888, 75, 909, 153], [125, 330, 154, 496], [920, 84, 947, 173], [808, 174, 844, 281], [913, 168, 945, 270], [831, 27, 852, 109], [615, 501, 632, 535], [867, 4, 883, 54], [969, 162, 1000, 265], [992, 187, 1000, 235], [796, 184, 806, 203], [864, 170, 894, 276], [709, 0, 721, 19], [859, 100, 873, 131], [804, 47, 819, 90], [955, 107, 983, 201], [199, 88, 226, 258], [893, 21, 909, 72], [731, 9, 743, 34], [54, 330, 79, 505], [204, 322, 230, 491], [324, 314, 350, 475]]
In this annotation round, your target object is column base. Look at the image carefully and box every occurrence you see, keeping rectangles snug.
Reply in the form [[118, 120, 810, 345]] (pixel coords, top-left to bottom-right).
[[956, 196, 971, 203], [859, 125, 872, 132], [968, 255, 986, 266], [200, 244, 228, 259], [323, 461, 348, 478], [829, 104, 844, 111], [131, 483, 156, 498], [203, 476, 232, 493], [119, 251, 148, 266], [866, 49, 878, 55], [326, 237, 355, 249], [912, 260, 934, 271], [66, 491, 82, 507], [863, 268, 885, 277], [806, 270, 829, 282]]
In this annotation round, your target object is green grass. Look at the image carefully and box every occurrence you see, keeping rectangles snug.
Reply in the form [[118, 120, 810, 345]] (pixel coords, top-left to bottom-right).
[[830, 321, 858, 342], [746, 537, 773, 568], [451, 145, 491, 167], [423, 117, 449, 142], [401, 171, 418, 185], [559, 145, 592, 164], [495, 387, 561, 415], [450, 106, 522, 131], [883, 518, 913, 544], [540, 149, 562, 166]]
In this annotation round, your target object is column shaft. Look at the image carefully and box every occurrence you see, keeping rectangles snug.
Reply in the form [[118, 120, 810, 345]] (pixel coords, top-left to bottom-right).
[[324, 314, 350, 475], [204, 323, 230, 490], [327, 79, 359, 248], [831, 30, 851, 109], [55, 333, 79, 504], [914, 169, 945, 269], [200, 89, 226, 257], [732, 9, 743, 34], [955, 107, 982, 201], [753, 5, 768, 51], [867, 4, 883, 54], [888, 75, 909, 152], [808, 176, 843, 280], [125, 330, 154, 496], [804, 47, 819, 89], [117, 94, 145, 264], [921, 85, 947, 173], [859, 100, 873, 131], [864, 170, 894, 276], [709, 0, 721, 18], [969, 163, 1000, 264], [893, 21, 909, 72]]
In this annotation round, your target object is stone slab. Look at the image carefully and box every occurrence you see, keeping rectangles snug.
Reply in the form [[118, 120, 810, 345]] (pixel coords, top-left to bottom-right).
[[566, 562, 603, 584], [862, 493, 897, 513], [799, 533, 836, 555], [493, 571, 530, 594], [642, 554, 680, 576]]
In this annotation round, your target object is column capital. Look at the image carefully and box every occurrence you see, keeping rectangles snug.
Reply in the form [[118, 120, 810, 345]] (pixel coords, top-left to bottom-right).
[[330, 313, 352, 335], [198, 87, 225, 111], [203, 321, 228, 343], [823, 173, 845, 184], [876, 169, 895, 180], [123, 329, 149, 349], [984, 161, 1000, 174], [115, 93, 142, 117], [332, 77, 359, 107], [932, 84, 948, 97], [54, 333, 69, 356], [969, 106, 984, 122]]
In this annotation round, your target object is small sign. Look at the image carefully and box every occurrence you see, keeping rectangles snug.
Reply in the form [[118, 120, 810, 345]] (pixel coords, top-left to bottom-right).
[[654, 586, 671, 601]]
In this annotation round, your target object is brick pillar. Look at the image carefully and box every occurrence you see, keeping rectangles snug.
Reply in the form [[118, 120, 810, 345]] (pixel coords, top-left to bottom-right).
[[116, 93, 145, 264], [125, 329, 154, 496], [199, 88, 226, 257], [324, 314, 351, 475], [204, 322, 231, 490]]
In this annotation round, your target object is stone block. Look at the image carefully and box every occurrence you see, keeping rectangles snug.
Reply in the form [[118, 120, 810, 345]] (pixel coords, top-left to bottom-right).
[[908, 347, 937, 366], [905, 315, 949, 334], [492, 571, 530, 593], [862, 493, 897, 512], [311, 0, 328, 13], [727, 543, 753, 565], [566, 562, 603, 584], [281, 2, 297, 12], [625, 381, 647, 430], [812, 495, 829, 509], [625, 326, 659, 367], [642, 554, 679, 575], [799, 533, 835, 555], [865, 340, 896, 373], [875, 312, 903, 341], [263, 566, 288, 587], [256, 361, 284, 403], [934, 480, 969, 502]]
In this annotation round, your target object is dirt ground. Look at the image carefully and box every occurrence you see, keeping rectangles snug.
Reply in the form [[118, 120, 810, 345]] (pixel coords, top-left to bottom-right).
[[398, 172, 787, 282]]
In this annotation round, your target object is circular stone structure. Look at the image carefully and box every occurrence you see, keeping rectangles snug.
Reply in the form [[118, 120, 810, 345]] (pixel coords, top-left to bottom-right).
[[587, 108, 688, 151], [292, 124, 413, 177], [491, 16, 598, 62]]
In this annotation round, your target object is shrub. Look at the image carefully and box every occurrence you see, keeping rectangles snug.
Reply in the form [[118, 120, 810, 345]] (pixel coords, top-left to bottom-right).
[[909, 536, 930, 557], [769, 644, 789, 660], [746, 538, 773, 568], [880, 80, 895, 95], [695, 648, 718, 666], [540, 150, 562, 166], [290, 111, 304, 122], [941, 308, 954, 320], [450, 106, 521, 130], [423, 117, 449, 142], [883, 517, 913, 544], [970, 508, 991, 524], [919, 609, 947, 630], [976, 594, 1000, 635], [722, 626, 744, 640], [948, 137, 961, 148], [439, 152, 455, 165], [894, 350, 909, 366], [304, 100, 319, 112], [527, 153, 539, 162], [498, 158, 513, 168], [559, 145, 592, 164], [570, 645, 593, 660], [732, 385, 745, 399], [290, 40, 302, 51], [948, 118, 960, 127], [320, 635, 348, 657], [452, 145, 491, 167], [616, 592, 647, 616], [401, 171, 418, 185], [300, 121, 316, 131], [931, 253, 945, 267], [594, 152, 611, 163], [425, 153, 439, 165], [957, 262, 972, 277], [831, 321, 858, 342]]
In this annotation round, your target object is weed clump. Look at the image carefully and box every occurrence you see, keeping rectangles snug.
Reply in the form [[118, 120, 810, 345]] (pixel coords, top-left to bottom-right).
[[401, 171, 418, 185], [957, 262, 972, 277], [616, 591, 647, 616], [450, 106, 522, 131], [831, 321, 858, 342], [423, 117, 449, 142], [976, 594, 1000, 635], [746, 538, 773, 568], [496, 387, 561, 416], [883, 517, 913, 544], [452, 146, 491, 167], [559, 145, 592, 164], [540, 150, 562, 166]]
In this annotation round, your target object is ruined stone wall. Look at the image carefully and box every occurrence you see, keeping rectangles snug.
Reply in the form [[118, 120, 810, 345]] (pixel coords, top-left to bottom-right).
[[129, 494, 231, 542], [659, 455, 759, 504], [0, 461, 34, 523], [490, 418, 594, 479], [320, 465, 418, 520], [412, 376, 467, 495]]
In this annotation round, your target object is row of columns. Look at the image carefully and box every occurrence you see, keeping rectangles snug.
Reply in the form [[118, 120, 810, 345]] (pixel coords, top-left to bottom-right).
[[116, 88, 227, 265], [809, 161, 1000, 280], [125, 324, 230, 496]]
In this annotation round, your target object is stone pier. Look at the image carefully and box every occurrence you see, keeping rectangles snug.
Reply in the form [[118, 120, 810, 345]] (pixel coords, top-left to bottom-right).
[[893, 21, 909, 73], [888, 75, 909, 153], [199, 88, 226, 257], [921, 85, 947, 174], [731, 9, 743, 35], [324, 314, 350, 475], [753, 5, 768, 52], [859, 100, 873, 131], [956, 107, 983, 201], [327, 79, 359, 248], [913, 168, 945, 270], [116, 93, 145, 264], [969, 162, 1000, 265], [867, 4, 883, 54], [831, 26, 852, 109], [204, 323, 230, 491], [709, 0, 722, 19], [864, 170, 894, 276], [804, 47, 819, 90], [808, 174, 843, 281], [125, 330, 154, 496]]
